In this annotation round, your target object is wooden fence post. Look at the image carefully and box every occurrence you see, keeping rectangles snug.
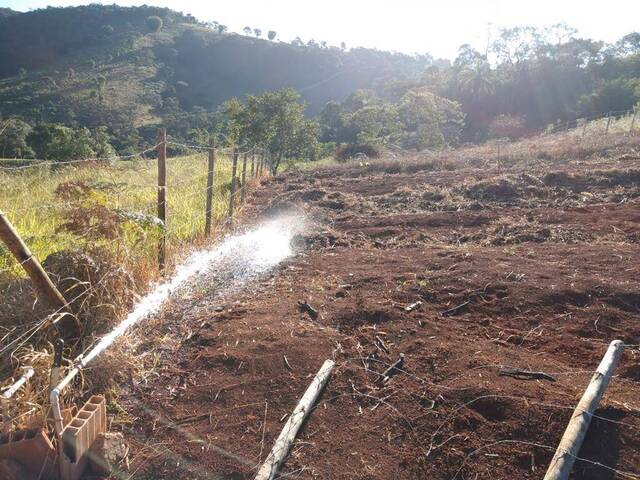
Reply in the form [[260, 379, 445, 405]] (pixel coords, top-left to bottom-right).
[[157, 128, 167, 271], [0, 211, 67, 310], [631, 108, 638, 133], [240, 152, 248, 203], [581, 119, 587, 137], [250, 152, 256, 178], [204, 136, 216, 237], [605, 113, 612, 134], [228, 148, 238, 218], [543, 340, 624, 480]]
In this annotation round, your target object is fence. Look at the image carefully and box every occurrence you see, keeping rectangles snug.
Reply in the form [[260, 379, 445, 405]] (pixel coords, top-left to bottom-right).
[[545, 106, 638, 136], [0, 130, 272, 425]]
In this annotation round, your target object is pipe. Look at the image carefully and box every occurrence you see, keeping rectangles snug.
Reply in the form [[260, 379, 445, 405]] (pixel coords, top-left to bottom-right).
[[50, 364, 80, 439], [1, 366, 34, 400], [1, 367, 34, 419]]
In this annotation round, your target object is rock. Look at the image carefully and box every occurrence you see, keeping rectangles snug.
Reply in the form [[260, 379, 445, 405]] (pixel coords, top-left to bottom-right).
[[88, 432, 128, 476]]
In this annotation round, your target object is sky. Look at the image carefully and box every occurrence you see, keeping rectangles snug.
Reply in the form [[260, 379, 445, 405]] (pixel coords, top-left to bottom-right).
[[2, 0, 639, 59]]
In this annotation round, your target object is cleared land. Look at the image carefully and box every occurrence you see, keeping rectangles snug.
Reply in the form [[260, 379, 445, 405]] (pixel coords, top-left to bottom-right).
[[118, 143, 640, 479]]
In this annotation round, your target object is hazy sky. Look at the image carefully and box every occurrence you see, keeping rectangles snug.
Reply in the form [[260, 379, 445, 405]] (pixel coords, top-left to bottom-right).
[[2, 0, 639, 58]]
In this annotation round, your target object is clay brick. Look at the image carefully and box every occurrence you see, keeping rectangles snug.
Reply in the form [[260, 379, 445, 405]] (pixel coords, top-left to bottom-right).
[[0, 428, 56, 479], [60, 395, 106, 480]]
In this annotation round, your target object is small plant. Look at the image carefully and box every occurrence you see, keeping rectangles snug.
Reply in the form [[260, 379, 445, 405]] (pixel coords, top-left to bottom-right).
[[335, 143, 381, 161]]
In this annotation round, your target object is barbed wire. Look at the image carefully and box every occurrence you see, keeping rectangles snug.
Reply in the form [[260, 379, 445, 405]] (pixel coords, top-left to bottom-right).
[[0, 143, 162, 172]]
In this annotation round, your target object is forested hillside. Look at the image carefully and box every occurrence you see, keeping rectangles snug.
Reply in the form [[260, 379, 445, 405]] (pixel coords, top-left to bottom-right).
[[0, 4, 638, 156], [0, 5, 430, 149]]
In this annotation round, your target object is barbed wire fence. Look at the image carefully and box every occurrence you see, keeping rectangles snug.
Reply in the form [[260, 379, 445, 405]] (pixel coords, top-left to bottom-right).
[[0, 129, 272, 428]]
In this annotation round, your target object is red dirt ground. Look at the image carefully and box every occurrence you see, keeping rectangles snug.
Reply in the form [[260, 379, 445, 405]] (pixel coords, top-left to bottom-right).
[[118, 154, 640, 480]]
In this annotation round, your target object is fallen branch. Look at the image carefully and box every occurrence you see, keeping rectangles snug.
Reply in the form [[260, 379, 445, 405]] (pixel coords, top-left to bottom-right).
[[441, 300, 471, 317], [498, 368, 556, 382], [377, 353, 405, 385], [255, 359, 335, 480]]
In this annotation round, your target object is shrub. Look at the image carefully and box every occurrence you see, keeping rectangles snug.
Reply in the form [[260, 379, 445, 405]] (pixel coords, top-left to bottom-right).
[[488, 114, 528, 139], [335, 143, 381, 160], [146, 15, 163, 33], [101, 24, 114, 35]]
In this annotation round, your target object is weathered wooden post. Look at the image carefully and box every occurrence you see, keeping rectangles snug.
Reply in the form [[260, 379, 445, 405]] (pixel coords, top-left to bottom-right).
[[605, 113, 612, 134], [240, 152, 248, 203], [581, 118, 588, 137], [0, 211, 68, 310], [157, 128, 167, 271], [255, 360, 335, 480], [204, 136, 216, 237], [228, 148, 238, 218], [543, 340, 624, 480], [630, 107, 637, 133], [250, 152, 256, 178]]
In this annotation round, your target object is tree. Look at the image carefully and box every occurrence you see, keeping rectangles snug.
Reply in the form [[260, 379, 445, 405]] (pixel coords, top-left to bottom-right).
[[146, 15, 163, 33], [268, 30, 277, 41], [579, 78, 640, 115], [0, 118, 34, 158], [221, 89, 320, 172], [216, 24, 227, 34], [253, 28, 262, 38], [243, 26, 252, 35], [91, 126, 116, 158], [27, 124, 96, 161], [397, 89, 465, 150]]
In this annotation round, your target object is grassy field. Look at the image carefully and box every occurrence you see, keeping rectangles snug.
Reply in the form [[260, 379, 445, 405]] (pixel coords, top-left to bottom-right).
[[0, 153, 238, 276]]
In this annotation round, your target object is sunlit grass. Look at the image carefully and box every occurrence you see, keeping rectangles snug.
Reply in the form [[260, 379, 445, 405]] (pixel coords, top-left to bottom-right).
[[0, 153, 237, 275]]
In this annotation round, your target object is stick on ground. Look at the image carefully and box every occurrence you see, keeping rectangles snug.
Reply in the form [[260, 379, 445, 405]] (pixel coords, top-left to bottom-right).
[[254, 359, 335, 480]]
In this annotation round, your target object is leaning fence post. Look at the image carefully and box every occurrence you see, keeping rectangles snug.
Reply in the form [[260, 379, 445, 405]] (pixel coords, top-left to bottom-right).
[[157, 128, 167, 271], [0, 211, 68, 310], [204, 136, 216, 237], [240, 152, 248, 203], [605, 113, 612, 134], [631, 107, 638, 133], [228, 148, 238, 218], [543, 340, 625, 480]]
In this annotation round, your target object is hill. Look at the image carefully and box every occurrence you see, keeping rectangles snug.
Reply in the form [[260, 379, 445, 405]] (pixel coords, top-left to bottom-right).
[[0, 5, 431, 143]]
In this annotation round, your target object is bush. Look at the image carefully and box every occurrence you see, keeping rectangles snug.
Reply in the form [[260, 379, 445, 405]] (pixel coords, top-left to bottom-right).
[[335, 143, 381, 160], [146, 15, 163, 33], [488, 114, 528, 139], [101, 24, 114, 35]]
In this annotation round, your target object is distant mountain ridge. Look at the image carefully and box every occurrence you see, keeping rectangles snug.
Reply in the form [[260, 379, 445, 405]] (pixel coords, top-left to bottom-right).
[[0, 4, 432, 136]]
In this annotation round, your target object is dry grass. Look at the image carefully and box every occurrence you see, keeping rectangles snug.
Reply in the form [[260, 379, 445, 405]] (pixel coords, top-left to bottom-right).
[[0, 151, 260, 432]]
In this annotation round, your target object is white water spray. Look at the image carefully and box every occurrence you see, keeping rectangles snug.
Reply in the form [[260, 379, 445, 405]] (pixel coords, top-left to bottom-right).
[[81, 216, 298, 366]]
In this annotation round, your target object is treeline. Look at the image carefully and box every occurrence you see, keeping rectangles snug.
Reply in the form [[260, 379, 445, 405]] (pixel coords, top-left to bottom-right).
[[408, 25, 640, 139], [0, 119, 116, 160], [0, 5, 638, 159]]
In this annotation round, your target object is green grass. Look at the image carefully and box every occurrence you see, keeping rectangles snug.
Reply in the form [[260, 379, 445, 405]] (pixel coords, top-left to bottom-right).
[[0, 153, 239, 275]]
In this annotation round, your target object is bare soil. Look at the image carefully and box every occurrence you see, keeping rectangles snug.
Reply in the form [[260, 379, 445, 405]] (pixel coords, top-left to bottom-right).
[[119, 155, 640, 480]]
